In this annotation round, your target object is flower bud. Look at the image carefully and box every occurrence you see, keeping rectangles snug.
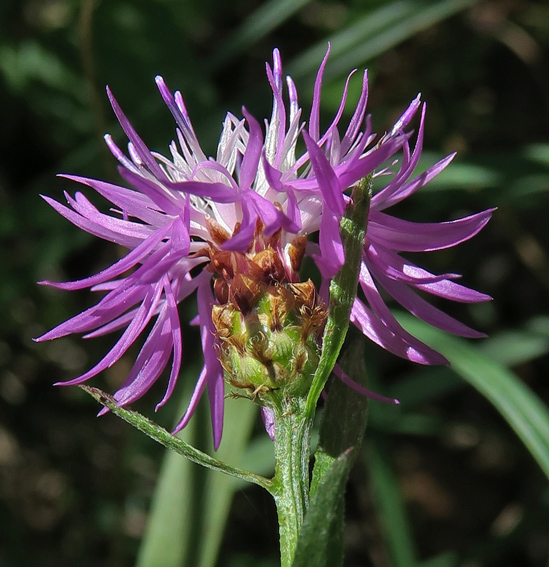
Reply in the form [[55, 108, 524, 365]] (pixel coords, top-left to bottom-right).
[[212, 280, 327, 405]]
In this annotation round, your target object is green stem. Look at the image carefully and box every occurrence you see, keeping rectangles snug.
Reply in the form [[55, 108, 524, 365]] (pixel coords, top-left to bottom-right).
[[81, 386, 272, 491], [271, 397, 313, 567], [306, 175, 372, 419]]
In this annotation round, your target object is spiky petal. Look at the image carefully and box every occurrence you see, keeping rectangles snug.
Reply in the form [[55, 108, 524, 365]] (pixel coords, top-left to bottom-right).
[[37, 47, 492, 446]]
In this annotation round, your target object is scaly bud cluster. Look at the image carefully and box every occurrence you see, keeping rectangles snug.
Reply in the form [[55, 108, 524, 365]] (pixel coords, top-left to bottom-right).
[[205, 219, 327, 406], [212, 280, 326, 404]]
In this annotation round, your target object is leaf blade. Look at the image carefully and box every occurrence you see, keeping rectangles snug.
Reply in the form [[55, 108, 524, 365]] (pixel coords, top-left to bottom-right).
[[291, 450, 353, 567], [396, 313, 549, 479]]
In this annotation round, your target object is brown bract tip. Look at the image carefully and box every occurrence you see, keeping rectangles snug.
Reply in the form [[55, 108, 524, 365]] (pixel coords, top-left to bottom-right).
[[205, 216, 230, 246], [287, 235, 307, 274], [253, 248, 286, 285]]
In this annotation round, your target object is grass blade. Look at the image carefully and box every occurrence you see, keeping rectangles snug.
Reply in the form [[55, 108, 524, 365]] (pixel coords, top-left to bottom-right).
[[365, 438, 418, 567], [396, 313, 549, 480]]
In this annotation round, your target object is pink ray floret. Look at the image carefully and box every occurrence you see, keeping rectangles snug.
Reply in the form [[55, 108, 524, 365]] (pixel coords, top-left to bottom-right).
[[36, 47, 492, 447]]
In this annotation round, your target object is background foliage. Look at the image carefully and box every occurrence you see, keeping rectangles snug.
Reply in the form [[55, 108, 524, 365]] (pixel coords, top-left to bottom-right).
[[1, 0, 548, 566]]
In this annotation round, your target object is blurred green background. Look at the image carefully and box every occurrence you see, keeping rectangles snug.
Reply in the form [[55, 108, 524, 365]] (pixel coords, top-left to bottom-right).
[[1, 0, 549, 566]]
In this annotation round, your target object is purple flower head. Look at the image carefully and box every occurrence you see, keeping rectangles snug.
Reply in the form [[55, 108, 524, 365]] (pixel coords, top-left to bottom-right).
[[36, 47, 492, 447]]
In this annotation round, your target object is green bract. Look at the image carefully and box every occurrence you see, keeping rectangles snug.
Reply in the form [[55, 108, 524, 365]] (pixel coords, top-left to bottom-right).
[[212, 280, 327, 405]]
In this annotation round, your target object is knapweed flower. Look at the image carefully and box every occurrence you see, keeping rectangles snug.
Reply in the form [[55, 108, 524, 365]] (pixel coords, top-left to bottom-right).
[[36, 47, 492, 447]]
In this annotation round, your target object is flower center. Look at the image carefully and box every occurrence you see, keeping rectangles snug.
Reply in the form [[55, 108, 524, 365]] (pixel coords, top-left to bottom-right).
[[204, 218, 327, 404]]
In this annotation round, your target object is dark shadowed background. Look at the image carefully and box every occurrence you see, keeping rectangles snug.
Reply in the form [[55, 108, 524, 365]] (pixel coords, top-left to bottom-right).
[[1, 0, 548, 566]]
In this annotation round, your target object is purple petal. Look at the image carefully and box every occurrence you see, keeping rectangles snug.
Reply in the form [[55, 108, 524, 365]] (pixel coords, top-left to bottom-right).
[[172, 365, 208, 434], [261, 407, 275, 440], [59, 174, 168, 226], [155, 276, 184, 409], [221, 209, 257, 252], [351, 298, 448, 365], [170, 178, 242, 204], [369, 263, 487, 338], [248, 191, 301, 235], [372, 152, 456, 211], [336, 132, 409, 191], [317, 70, 355, 150], [368, 209, 495, 252], [332, 364, 399, 404], [155, 75, 199, 145], [54, 282, 164, 385], [40, 195, 147, 248], [302, 131, 344, 216], [371, 104, 426, 207], [107, 86, 168, 181], [117, 167, 183, 215], [208, 371, 225, 451], [365, 243, 460, 285], [41, 222, 173, 290], [313, 201, 344, 278], [104, 134, 140, 172], [197, 278, 224, 449], [262, 155, 284, 191], [358, 264, 448, 365], [415, 278, 492, 303], [65, 191, 154, 238], [309, 45, 331, 141], [35, 283, 146, 341], [240, 108, 263, 190], [83, 307, 139, 339], [340, 70, 369, 156], [283, 188, 302, 234], [389, 94, 421, 135], [85, 268, 204, 339], [363, 243, 491, 302], [112, 308, 173, 407]]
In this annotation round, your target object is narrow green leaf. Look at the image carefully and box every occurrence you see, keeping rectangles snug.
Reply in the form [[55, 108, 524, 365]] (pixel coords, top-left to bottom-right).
[[291, 450, 352, 567], [479, 328, 549, 366], [80, 385, 272, 490], [311, 340, 369, 498], [309, 341, 370, 567], [306, 176, 372, 418], [396, 313, 549, 479], [383, 315, 549, 412], [365, 438, 418, 567], [288, 1, 417, 80]]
